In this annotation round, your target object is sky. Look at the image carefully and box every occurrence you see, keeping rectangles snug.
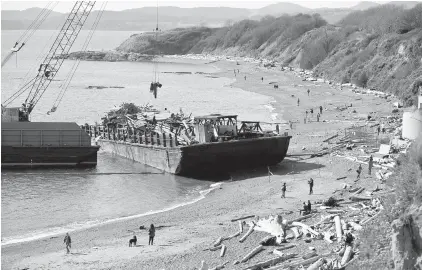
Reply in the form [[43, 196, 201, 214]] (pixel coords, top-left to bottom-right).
[[0, 0, 396, 12]]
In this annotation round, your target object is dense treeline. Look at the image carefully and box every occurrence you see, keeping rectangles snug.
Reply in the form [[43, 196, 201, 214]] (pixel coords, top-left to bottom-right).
[[117, 3, 422, 105]]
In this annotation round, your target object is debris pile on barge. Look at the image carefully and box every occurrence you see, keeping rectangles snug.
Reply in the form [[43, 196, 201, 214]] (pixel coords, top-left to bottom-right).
[[82, 103, 292, 177]]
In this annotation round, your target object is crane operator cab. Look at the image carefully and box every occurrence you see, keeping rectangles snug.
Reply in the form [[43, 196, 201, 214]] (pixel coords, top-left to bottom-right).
[[38, 64, 53, 79]]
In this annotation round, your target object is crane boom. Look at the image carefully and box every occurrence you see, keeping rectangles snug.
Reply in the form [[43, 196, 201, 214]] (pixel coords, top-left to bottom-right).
[[21, 1, 95, 121]]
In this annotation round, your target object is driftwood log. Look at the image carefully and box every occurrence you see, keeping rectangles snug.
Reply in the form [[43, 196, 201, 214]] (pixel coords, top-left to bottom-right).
[[341, 245, 353, 265], [307, 258, 327, 270], [240, 245, 264, 263], [334, 216, 342, 243], [350, 195, 372, 201], [231, 215, 255, 222], [243, 253, 297, 270], [291, 221, 321, 237], [209, 245, 222, 251], [213, 237, 223, 247], [302, 251, 317, 260], [265, 252, 333, 270], [239, 224, 255, 243], [239, 221, 244, 233], [220, 244, 227, 257], [272, 245, 296, 253]]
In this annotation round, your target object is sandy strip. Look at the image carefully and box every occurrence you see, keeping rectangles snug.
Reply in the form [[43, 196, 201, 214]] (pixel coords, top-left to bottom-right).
[[1, 57, 396, 270]]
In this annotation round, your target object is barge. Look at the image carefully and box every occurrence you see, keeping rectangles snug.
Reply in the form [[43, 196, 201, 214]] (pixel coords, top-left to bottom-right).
[[1, 107, 100, 168], [83, 114, 291, 178]]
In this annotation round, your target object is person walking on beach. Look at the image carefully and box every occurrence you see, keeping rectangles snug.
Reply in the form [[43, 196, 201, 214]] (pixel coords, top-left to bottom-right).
[[276, 124, 280, 134], [297, 98, 300, 106], [377, 125, 381, 136], [244, 75, 246, 80], [307, 200, 312, 212], [319, 105, 323, 114], [310, 108, 314, 118], [148, 224, 156, 245], [281, 183, 286, 198], [64, 232, 71, 254], [368, 155, 373, 175], [261, 77, 264, 82], [307, 89, 310, 96], [308, 178, 314, 195], [317, 113, 320, 122], [356, 164, 362, 180], [305, 110, 308, 119]]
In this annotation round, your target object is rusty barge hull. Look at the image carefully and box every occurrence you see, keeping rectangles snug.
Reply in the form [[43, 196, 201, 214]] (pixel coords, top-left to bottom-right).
[[98, 135, 291, 177]]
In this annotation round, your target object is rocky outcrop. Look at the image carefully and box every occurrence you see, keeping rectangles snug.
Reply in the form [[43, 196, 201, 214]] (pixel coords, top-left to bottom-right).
[[391, 210, 422, 269]]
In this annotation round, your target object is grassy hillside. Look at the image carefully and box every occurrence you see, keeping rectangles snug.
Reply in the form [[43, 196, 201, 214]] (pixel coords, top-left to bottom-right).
[[115, 3, 422, 106]]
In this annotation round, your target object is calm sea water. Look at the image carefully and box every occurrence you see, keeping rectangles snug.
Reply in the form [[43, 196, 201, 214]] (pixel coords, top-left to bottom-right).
[[1, 30, 277, 246]]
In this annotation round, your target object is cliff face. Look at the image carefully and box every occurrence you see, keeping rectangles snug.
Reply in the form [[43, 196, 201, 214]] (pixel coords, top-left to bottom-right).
[[113, 5, 422, 106]]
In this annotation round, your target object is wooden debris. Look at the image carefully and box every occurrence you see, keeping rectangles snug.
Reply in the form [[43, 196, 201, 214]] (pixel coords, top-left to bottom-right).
[[209, 245, 222, 251], [265, 252, 333, 270], [326, 209, 345, 214], [220, 245, 227, 257], [323, 134, 339, 143], [336, 176, 347, 180], [350, 195, 372, 201], [233, 260, 240, 265], [334, 216, 342, 243], [361, 210, 383, 225], [307, 258, 327, 270], [302, 251, 317, 260], [244, 253, 297, 270], [240, 245, 264, 263], [239, 220, 243, 233], [225, 231, 241, 240], [213, 237, 223, 247], [273, 245, 296, 252], [239, 224, 255, 243], [231, 215, 255, 222], [341, 245, 353, 265], [291, 227, 301, 239], [291, 221, 321, 238], [323, 232, 333, 243]]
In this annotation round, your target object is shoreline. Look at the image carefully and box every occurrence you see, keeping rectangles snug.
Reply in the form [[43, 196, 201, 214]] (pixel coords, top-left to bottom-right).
[[1, 55, 400, 270], [0, 182, 223, 247]]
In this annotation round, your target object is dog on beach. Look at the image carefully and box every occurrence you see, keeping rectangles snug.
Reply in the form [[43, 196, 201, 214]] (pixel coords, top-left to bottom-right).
[[129, 235, 137, 247]]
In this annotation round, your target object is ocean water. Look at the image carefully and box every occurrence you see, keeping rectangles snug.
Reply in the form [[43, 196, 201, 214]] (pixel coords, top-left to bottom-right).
[[1, 30, 277, 246]]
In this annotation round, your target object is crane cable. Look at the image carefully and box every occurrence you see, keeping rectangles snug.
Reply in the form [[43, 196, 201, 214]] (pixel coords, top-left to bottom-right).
[[1, 2, 58, 68], [48, 2, 108, 114], [2, 16, 65, 107], [152, 1, 160, 83]]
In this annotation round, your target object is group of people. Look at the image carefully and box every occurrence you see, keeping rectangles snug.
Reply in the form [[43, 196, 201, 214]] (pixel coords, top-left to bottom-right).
[[304, 106, 323, 123], [356, 155, 374, 179], [62, 224, 157, 254], [281, 177, 314, 199]]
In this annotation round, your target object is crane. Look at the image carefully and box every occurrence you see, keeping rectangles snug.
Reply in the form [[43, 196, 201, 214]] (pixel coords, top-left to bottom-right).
[[2, 1, 96, 122]]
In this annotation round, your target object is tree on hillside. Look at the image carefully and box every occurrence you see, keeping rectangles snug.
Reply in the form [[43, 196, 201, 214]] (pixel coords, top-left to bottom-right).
[[395, 4, 422, 34]]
